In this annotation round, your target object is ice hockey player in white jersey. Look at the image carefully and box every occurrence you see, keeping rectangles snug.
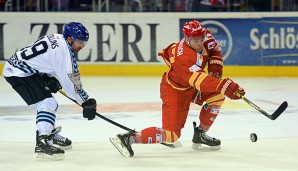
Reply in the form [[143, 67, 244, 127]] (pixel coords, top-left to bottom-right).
[[2, 22, 97, 160]]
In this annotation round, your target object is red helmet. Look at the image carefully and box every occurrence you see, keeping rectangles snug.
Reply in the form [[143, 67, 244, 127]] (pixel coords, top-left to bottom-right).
[[182, 20, 206, 38]]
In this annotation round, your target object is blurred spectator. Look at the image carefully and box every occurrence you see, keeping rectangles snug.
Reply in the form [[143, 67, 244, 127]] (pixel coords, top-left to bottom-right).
[[247, 0, 271, 11], [162, 0, 175, 12], [109, 0, 125, 12], [49, 0, 70, 11], [155, 0, 162, 11], [144, 0, 161, 12], [174, 0, 186, 12], [1, 0, 297, 12], [185, 0, 193, 12], [0, 0, 6, 11], [191, 0, 225, 12], [69, 0, 92, 11], [130, 0, 142, 12], [25, 0, 38, 11]]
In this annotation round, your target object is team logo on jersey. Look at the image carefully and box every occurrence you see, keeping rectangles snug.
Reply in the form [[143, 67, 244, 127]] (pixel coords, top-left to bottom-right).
[[189, 64, 202, 72], [5, 67, 13, 73], [207, 41, 215, 50], [210, 108, 220, 114], [68, 72, 82, 89]]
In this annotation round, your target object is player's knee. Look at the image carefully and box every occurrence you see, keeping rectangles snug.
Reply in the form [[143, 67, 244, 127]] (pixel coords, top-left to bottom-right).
[[35, 97, 58, 113]]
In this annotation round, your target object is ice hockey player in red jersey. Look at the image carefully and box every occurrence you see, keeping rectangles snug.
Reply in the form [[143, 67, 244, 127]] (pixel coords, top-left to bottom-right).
[[2, 22, 97, 160], [110, 20, 245, 157]]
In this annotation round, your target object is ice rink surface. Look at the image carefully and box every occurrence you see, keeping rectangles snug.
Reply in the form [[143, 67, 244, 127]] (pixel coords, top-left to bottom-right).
[[0, 76, 297, 171]]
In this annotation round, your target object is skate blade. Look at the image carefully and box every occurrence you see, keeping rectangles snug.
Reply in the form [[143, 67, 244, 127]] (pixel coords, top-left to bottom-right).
[[61, 145, 72, 150], [109, 137, 132, 158], [54, 145, 72, 150], [192, 143, 221, 151], [35, 152, 65, 160], [161, 141, 183, 148]]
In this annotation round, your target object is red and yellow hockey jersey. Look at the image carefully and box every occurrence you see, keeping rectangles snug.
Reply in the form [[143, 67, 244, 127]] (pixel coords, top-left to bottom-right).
[[159, 31, 223, 93]]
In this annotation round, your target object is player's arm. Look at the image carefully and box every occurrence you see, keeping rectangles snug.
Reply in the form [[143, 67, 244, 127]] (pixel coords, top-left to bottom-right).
[[59, 70, 97, 120], [52, 43, 97, 120], [63, 71, 97, 120], [205, 39, 223, 79], [188, 72, 245, 100], [56, 64, 88, 105]]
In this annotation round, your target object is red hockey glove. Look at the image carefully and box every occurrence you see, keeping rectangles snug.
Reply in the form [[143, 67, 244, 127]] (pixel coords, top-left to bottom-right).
[[217, 78, 245, 100], [208, 59, 223, 79]]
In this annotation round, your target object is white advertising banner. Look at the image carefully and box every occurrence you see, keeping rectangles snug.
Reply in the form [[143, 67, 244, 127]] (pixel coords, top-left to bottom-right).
[[0, 12, 297, 65], [0, 12, 182, 64]]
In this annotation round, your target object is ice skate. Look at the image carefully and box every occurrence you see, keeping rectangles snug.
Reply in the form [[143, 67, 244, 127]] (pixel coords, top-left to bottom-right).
[[51, 126, 72, 150], [109, 131, 135, 157], [192, 122, 221, 150], [35, 131, 65, 160]]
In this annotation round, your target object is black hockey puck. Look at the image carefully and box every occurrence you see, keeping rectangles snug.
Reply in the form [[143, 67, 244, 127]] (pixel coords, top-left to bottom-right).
[[250, 133, 257, 142]]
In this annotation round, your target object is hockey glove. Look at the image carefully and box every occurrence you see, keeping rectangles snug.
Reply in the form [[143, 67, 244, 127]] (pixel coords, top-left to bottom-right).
[[82, 98, 97, 120], [208, 58, 223, 79], [217, 78, 245, 100], [41, 74, 62, 93]]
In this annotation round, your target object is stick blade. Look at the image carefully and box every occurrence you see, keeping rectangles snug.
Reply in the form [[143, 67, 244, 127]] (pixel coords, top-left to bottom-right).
[[161, 141, 183, 148], [270, 101, 288, 120]]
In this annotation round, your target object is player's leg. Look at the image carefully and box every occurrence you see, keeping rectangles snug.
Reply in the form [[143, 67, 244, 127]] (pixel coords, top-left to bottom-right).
[[135, 127, 180, 144], [35, 97, 72, 150], [4, 74, 65, 159], [133, 74, 193, 143], [192, 92, 225, 150], [110, 127, 182, 157], [110, 75, 193, 157], [132, 77, 193, 144]]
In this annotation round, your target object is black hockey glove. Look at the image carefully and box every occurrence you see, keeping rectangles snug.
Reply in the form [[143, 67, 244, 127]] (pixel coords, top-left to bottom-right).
[[41, 74, 62, 93], [82, 98, 97, 120]]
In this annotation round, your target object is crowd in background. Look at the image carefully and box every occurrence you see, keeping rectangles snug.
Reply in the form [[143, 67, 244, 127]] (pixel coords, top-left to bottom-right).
[[0, 0, 297, 12]]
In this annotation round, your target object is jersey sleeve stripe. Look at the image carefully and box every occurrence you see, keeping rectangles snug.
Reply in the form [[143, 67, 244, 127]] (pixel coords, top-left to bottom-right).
[[194, 72, 208, 91], [189, 72, 199, 87]]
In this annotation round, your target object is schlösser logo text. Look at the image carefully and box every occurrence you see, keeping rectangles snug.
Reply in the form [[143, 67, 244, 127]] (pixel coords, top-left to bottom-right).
[[201, 20, 232, 61], [250, 27, 298, 50]]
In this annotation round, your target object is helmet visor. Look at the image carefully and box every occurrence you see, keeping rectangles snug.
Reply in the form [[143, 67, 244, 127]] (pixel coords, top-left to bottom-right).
[[73, 38, 88, 47]]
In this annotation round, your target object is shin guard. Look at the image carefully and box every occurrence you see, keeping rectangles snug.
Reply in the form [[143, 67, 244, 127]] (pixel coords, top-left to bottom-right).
[[199, 104, 220, 131]]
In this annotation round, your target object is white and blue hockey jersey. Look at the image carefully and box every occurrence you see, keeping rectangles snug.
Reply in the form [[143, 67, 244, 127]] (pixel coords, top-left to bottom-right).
[[2, 34, 89, 105]]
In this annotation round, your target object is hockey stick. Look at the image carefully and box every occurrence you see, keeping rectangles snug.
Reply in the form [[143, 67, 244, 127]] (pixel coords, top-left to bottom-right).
[[236, 93, 288, 120], [58, 89, 136, 133], [58, 89, 181, 148]]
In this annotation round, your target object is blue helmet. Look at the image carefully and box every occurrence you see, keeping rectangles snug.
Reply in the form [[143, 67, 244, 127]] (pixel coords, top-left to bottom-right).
[[63, 22, 89, 41]]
